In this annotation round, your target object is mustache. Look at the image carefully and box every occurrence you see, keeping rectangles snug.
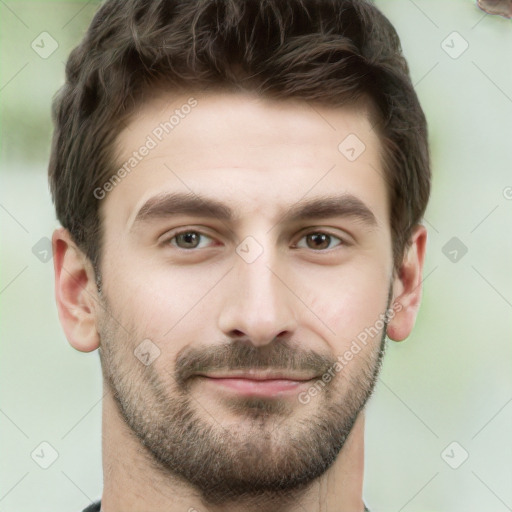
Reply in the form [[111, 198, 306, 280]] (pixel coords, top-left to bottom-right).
[[173, 339, 337, 388]]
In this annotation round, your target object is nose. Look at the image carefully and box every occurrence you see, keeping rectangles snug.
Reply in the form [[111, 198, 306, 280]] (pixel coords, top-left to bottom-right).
[[217, 249, 298, 347]]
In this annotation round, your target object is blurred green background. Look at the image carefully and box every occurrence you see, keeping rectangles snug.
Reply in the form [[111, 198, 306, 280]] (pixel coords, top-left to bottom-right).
[[1, 1, 511, 511]]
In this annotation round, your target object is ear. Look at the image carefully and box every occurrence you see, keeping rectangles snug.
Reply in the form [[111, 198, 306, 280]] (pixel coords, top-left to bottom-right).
[[387, 224, 427, 342], [52, 227, 100, 352]]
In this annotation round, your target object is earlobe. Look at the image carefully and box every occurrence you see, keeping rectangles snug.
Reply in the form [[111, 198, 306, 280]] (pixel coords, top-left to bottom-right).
[[386, 225, 427, 342], [52, 227, 101, 352]]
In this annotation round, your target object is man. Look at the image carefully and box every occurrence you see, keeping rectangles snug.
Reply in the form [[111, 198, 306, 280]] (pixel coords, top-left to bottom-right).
[[49, 0, 430, 510]]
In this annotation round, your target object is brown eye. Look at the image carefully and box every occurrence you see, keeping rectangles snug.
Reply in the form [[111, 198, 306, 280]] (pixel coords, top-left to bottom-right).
[[296, 232, 343, 251], [167, 231, 213, 249]]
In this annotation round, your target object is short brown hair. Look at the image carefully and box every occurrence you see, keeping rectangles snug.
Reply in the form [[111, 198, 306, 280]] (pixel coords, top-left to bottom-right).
[[49, 0, 431, 275]]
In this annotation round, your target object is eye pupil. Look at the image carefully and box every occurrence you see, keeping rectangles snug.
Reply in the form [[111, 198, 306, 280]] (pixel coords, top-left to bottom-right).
[[177, 232, 199, 248], [308, 233, 330, 250]]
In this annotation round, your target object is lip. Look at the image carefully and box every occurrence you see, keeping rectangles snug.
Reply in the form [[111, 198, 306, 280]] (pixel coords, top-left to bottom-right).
[[195, 372, 317, 397], [197, 370, 316, 381]]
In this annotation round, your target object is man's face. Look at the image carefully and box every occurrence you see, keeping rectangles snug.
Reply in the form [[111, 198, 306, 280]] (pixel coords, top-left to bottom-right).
[[96, 91, 394, 502]]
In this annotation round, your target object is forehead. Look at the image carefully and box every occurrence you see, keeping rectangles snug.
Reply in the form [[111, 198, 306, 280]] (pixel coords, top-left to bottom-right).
[[103, 90, 388, 229]]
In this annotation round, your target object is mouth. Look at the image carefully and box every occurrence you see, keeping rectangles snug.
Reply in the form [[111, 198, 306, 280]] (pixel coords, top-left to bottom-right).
[[194, 371, 318, 397]]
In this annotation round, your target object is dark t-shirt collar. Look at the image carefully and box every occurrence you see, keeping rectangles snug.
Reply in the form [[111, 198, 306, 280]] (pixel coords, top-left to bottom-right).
[[82, 499, 372, 511]]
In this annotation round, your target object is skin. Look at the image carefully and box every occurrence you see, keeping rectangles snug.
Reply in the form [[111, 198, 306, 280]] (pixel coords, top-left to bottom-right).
[[52, 90, 427, 512]]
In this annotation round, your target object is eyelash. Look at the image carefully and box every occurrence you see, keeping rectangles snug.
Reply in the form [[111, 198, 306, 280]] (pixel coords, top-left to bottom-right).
[[162, 229, 347, 252]]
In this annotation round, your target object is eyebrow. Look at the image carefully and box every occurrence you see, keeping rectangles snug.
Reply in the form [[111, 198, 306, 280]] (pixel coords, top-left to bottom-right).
[[129, 191, 377, 231]]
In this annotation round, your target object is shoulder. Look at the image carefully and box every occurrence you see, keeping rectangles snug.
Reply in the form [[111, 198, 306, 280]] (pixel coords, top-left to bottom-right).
[[81, 500, 101, 512]]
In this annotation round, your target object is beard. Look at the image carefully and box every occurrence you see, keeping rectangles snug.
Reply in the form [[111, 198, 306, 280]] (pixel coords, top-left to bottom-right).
[[97, 289, 390, 506]]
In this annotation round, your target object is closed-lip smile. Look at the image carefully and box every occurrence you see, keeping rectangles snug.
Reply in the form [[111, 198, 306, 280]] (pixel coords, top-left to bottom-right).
[[195, 370, 317, 381], [194, 371, 318, 397]]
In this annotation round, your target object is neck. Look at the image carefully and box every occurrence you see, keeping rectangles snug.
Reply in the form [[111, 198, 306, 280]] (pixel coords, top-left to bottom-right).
[[101, 386, 366, 512]]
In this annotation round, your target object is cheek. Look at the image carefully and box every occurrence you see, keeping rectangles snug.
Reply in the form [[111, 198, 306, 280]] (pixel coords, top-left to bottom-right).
[[299, 261, 390, 347], [104, 247, 197, 311], [103, 257, 222, 356]]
